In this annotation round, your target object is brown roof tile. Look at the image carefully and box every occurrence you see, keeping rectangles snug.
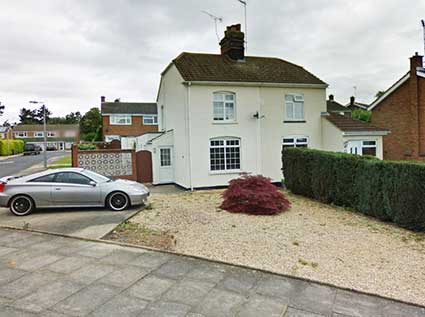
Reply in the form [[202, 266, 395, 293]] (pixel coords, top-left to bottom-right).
[[325, 113, 389, 132], [172, 52, 327, 85]]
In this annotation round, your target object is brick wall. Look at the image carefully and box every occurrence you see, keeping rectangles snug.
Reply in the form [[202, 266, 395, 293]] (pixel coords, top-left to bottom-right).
[[102, 115, 158, 139], [370, 55, 425, 161]]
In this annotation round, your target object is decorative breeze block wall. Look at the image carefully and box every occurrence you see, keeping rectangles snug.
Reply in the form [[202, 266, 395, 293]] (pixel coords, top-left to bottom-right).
[[77, 152, 133, 176]]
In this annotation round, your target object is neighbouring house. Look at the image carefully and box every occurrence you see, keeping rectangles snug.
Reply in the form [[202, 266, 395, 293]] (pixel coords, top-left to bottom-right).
[[327, 95, 352, 116], [12, 124, 79, 150], [101, 97, 158, 144], [0, 126, 12, 139], [368, 53, 425, 161], [346, 96, 369, 111], [321, 113, 389, 158], [136, 24, 388, 189]]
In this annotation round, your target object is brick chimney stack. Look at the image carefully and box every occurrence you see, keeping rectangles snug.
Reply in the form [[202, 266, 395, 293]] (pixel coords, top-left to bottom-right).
[[100, 96, 106, 103], [410, 52, 423, 74], [219, 24, 245, 60], [329, 95, 334, 101], [350, 96, 355, 106]]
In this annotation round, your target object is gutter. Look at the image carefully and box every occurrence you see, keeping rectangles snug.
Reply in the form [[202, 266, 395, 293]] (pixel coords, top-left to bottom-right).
[[342, 131, 390, 136], [183, 81, 328, 89]]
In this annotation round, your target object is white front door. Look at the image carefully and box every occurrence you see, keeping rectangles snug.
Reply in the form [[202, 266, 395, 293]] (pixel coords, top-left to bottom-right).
[[346, 141, 362, 156], [158, 147, 174, 183]]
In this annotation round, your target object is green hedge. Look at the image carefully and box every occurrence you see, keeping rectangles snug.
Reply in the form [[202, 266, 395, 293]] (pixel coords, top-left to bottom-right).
[[0, 140, 24, 156], [77, 143, 97, 151], [282, 147, 425, 231]]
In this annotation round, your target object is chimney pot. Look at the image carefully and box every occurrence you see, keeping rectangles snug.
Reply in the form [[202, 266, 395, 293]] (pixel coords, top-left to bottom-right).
[[219, 24, 245, 60], [410, 52, 424, 73], [100, 96, 106, 103], [329, 95, 334, 101], [350, 96, 355, 105]]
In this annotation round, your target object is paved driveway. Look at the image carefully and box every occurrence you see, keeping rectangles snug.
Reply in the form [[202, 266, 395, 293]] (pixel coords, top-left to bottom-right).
[[0, 206, 141, 239], [0, 228, 423, 316]]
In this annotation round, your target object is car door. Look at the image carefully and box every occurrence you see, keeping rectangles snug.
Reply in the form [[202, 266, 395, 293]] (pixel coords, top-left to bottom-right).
[[51, 172, 101, 206], [25, 173, 56, 207]]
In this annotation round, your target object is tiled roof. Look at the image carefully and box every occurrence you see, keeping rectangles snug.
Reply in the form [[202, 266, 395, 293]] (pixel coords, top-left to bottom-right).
[[325, 113, 389, 132], [327, 100, 351, 113], [13, 124, 79, 131], [101, 102, 157, 115], [172, 52, 327, 85]]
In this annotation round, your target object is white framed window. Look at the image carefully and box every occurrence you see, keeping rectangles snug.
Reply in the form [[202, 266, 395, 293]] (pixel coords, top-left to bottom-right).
[[285, 94, 304, 121], [213, 92, 236, 122], [143, 115, 158, 125], [34, 131, 44, 138], [283, 136, 309, 148], [160, 148, 172, 166], [209, 138, 241, 171], [110, 115, 132, 125], [105, 135, 121, 142], [362, 140, 377, 156], [47, 131, 57, 137], [15, 132, 27, 138]]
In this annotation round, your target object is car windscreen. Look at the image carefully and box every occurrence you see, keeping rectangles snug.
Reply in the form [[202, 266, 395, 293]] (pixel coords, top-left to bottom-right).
[[82, 170, 111, 182]]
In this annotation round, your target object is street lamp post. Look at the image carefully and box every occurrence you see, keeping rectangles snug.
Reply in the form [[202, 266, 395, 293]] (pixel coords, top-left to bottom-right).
[[29, 100, 47, 168], [0, 102, 8, 155]]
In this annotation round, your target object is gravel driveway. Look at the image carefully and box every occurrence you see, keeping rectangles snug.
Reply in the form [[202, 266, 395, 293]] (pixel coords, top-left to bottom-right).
[[127, 190, 425, 307]]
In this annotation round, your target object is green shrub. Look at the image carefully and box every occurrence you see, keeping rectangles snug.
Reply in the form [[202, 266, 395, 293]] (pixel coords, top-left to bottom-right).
[[282, 148, 425, 231], [352, 109, 372, 122], [77, 143, 97, 151], [0, 140, 25, 156]]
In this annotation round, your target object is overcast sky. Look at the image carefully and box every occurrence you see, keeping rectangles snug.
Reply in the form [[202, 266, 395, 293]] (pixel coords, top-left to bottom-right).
[[0, 0, 424, 123]]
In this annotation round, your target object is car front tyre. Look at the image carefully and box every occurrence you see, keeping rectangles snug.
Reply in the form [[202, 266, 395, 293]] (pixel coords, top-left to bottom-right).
[[107, 192, 129, 211], [10, 195, 34, 216]]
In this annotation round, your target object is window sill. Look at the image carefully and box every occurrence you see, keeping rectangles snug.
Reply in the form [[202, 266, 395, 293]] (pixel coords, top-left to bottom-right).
[[211, 121, 238, 125], [284, 120, 306, 123], [209, 170, 242, 175]]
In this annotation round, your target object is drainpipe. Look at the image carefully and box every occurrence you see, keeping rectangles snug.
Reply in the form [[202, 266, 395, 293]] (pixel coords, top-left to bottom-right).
[[257, 87, 262, 174], [186, 82, 194, 191]]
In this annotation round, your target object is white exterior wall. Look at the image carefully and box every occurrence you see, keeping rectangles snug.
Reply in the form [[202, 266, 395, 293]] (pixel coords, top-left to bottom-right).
[[321, 118, 344, 152], [157, 65, 191, 188], [145, 131, 174, 185], [341, 135, 384, 160], [260, 87, 326, 181], [187, 84, 327, 187]]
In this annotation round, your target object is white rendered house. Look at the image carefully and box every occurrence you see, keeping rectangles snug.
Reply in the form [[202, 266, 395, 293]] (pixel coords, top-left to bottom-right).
[[142, 24, 387, 189]]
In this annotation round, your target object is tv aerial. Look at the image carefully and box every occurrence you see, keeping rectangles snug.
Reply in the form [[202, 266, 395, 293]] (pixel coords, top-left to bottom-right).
[[201, 10, 223, 41]]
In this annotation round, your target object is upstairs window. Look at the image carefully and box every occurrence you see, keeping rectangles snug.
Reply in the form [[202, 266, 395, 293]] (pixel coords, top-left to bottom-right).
[[143, 115, 158, 125], [47, 131, 57, 137], [283, 136, 309, 149], [34, 132, 44, 138], [110, 115, 132, 125], [213, 92, 236, 122], [15, 132, 27, 138], [285, 94, 304, 121], [210, 138, 241, 171]]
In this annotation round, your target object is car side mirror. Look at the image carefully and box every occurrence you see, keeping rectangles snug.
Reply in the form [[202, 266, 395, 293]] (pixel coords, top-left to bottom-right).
[[89, 181, 97, 187]]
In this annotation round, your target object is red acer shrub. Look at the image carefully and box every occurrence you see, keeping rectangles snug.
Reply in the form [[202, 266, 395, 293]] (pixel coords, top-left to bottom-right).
[[220, 174, 291, 215]]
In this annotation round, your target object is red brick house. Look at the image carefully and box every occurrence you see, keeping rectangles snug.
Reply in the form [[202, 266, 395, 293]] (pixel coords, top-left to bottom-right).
[[369, 53, 425, 160], [101, 97, 158, 143]]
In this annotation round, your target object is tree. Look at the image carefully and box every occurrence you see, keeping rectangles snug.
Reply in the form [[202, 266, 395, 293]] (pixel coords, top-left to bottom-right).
[[0, 103, 4, 116], [352, 109, 372, 122], [80, 107, 102, 141], [48, 111, 82, 124], [19, 105, 52, 124]]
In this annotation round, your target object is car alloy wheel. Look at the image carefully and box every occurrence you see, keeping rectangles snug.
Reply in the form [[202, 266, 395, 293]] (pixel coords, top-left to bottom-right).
[[108, 192, 129, 211], [10, 196, 33, 216]]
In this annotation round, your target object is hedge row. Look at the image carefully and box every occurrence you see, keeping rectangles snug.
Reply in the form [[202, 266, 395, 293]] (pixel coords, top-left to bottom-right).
[[282, 147, 425, 231], [0, 140, 25, 156]]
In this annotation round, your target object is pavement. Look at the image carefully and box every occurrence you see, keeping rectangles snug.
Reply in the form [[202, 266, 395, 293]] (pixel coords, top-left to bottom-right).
[[0, 206, 141, 239], [0, 151, 69, 178], [0, 228, 423, 317]]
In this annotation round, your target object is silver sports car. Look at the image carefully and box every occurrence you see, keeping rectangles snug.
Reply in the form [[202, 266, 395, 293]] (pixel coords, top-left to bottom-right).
[[0, 168, 150, 216]]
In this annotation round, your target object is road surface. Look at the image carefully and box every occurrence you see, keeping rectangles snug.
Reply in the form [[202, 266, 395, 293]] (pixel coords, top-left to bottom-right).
[[0, 152, 69, 177]]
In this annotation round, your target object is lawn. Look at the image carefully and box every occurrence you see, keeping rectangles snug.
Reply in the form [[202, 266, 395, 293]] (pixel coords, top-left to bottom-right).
[[107, 189, 425, 307], [48, 155, 72, 169]]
